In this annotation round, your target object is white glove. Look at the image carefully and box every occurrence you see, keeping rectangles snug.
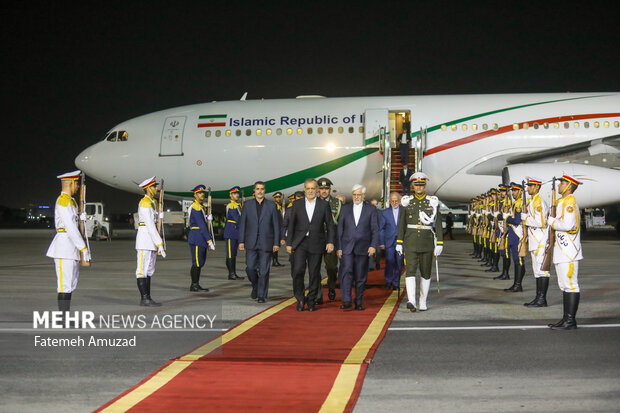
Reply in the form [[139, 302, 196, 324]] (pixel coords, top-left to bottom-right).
[[158, 245, 166, 258], [428, 196, 439, 209], [547, 216, 556, 227], [79, 212, 87, 221], [395, 244, 403, 255], [207, 214, 213, 221], [159, 212, 164, 220], [520, 212, 528, 221], [434, 245, 443, 256], [401, 196, 412, 207], [82, 248, 91, 262], [208, 241, 215, 251]]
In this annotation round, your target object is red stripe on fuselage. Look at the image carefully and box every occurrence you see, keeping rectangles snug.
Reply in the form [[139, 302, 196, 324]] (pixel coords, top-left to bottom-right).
[[424, 113, 620, 157]]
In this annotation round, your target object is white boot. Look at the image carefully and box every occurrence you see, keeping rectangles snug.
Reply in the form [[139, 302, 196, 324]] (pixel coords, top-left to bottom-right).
[[405, 276, 416, 311], [419, 278, 431, 311]]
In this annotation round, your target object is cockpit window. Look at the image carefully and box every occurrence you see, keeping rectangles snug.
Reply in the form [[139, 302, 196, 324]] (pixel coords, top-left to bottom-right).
[[104, 130, 128, 142]]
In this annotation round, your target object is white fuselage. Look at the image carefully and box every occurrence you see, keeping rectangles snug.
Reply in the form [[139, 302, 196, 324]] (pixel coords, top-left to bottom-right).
[[75, 93, 620, 207]]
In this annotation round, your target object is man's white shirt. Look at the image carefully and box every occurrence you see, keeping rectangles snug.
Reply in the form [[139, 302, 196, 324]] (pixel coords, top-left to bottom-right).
[[353, 202, 363, 226], [305, 197, 316, 235]]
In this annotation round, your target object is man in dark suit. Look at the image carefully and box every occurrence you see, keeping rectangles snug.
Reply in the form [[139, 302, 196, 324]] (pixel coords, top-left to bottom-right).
[[337, 184, 380, 310], [238, 181, 281, 303], [379, 192, 404, 290], [286, 178, 335, 311], [399, 165, 413, 196], [399, 128, 412, 167]]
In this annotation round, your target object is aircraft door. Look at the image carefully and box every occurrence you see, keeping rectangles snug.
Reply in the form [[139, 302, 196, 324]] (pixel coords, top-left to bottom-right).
[[160, 116, 186, 156], [364, 109, 389, 146]]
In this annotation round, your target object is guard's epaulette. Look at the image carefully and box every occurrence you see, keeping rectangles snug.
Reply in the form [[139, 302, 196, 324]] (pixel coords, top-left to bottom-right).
[[57, 193, 75, 207], [140, 196, 154, 208], [192, 202, 203, 211]]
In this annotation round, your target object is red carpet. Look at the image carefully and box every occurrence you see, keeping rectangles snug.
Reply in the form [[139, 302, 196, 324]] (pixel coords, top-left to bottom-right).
[[97, 267, 403, 412]]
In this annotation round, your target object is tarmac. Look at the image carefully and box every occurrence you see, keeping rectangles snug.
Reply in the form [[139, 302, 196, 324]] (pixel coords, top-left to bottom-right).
[[0, 228, 619, 412]]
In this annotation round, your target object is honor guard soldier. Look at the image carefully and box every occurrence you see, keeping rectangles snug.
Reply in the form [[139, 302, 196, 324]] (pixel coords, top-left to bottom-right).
[[223, 186, 244, 280], [547, 175, 583, 330], [471, 197, 483, 259], [318, 177, 342, 303], [503, 182, 526, 292], [272, 191, 285, 267], [396, 172, 444, 312], [188, 185, 215, 291], [135, 177, 165, 306], [484, 189, 500, 273], [521, 177, 550, 307], [494, 184, 512, 280], [46, 170, 90, 317]]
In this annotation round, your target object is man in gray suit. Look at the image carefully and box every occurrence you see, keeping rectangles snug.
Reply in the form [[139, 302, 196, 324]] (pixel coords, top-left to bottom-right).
[[238, 181, 281, 303]]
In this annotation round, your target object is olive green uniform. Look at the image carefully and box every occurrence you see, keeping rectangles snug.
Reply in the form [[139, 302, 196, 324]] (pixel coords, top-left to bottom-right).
[[317, 194, 342, 300]]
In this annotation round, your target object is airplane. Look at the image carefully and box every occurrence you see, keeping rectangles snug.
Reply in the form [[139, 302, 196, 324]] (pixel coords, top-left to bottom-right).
[[75, 92, 620, 208]]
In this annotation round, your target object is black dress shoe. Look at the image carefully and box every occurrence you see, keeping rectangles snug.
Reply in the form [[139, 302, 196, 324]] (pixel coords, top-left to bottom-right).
[[328, 289, 336, 301], [340, 302, 352, 309], [257, 297, 265, 303], [251, 288, 258, 299], [307, 305, 316, 312], [296, 301, 304, 311], [355, 304, 365, 311], [384, 283, 391, 289], [190, 284, 209, 292], [228, 274, 245, 280], [406, 302, 416, 312], [315, 298, 324, 305]]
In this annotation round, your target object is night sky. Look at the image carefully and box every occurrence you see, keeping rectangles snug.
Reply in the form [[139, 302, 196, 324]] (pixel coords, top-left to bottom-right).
[[2, 3, 618, 212]]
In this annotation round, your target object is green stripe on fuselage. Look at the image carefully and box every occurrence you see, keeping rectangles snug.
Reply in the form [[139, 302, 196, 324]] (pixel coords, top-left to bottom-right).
[[167, 147, 380, 199]]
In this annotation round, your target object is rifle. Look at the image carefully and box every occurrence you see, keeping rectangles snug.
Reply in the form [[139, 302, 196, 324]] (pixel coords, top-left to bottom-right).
[[466, 204, 472, 234], [157, 179, 166, 255], [541, 177, 556, 271], [490, 197, 498, 244], [207, 186, 215, 244], [518, 180, 528, 257], [78, 172, 91, 267], [498, 195, 509, 251]]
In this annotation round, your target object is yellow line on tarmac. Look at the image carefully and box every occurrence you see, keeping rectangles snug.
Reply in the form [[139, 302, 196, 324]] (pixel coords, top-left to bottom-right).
[[318, 288, 401, 412], [99, 297, 296, 412]]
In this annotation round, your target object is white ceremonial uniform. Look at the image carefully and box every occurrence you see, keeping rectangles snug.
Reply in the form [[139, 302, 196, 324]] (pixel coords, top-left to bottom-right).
[[135, 195, 163, 278], [549, 194, 582, 293], [524, 193, 550, 278], [46, 192, 87, 293]]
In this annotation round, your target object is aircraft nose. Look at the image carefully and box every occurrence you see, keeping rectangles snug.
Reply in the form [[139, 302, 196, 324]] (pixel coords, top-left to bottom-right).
[[75, 145, 94, 174]]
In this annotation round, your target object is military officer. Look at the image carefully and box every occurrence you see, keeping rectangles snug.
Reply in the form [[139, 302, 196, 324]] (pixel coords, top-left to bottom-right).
[[318, 177, 342, 303], [46, 170, 90, 319], [548, 174, 583, 330], [521, 177, 550, 307], [272, 191, 285, 267], [396, 172, 444, 312], [223, 186, 244, 280], [135, 177, 165, 306], [503, 182, 527, 292], [188, 185, 215, 292], [494, 184, 512, 280]]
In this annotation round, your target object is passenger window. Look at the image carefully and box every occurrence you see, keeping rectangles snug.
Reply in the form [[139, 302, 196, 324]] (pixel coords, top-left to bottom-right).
[[574, 122, 579, 129], [441, 124, 447, 131], [266, 129, 272, 135], [604, 121, 610, 128], [553, 123, 559, 129], [318, 127, 324, 134], [533, 123, 539, 129], [308, 128, 313, 135], [615, 121, 619, 128], [348, 127, 354, 133], [338, 127, 344, 134], [225, 130, 231, 136], [245, 129, 251, 136], [523, 123, 529, 129], [594, 122, 600, 128], [205, 131, 211, 138], [472, 124, 478, 131], [451, 125, 457, 131], [543, 123, 549, 129], [328, 127, 334, 134], [482, 124, 488, 131], [277, 128, 282, 135], [584, 122, 589, 128], [492, 123, 499, 131], [286, 128, 292, 135], [215, 130, 221, 137], [235, 130, 241, 136], [106, 131, 117, 142], [359, 126, 364, 133], [256, 129, 262, 136], [564, 122, 569, 129], [513, 123, 519, 130], [297, 128, 302, 135]]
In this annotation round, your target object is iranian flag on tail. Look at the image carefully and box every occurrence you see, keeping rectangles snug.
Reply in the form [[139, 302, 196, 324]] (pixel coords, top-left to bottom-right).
[[198, 114, 227, 127]]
